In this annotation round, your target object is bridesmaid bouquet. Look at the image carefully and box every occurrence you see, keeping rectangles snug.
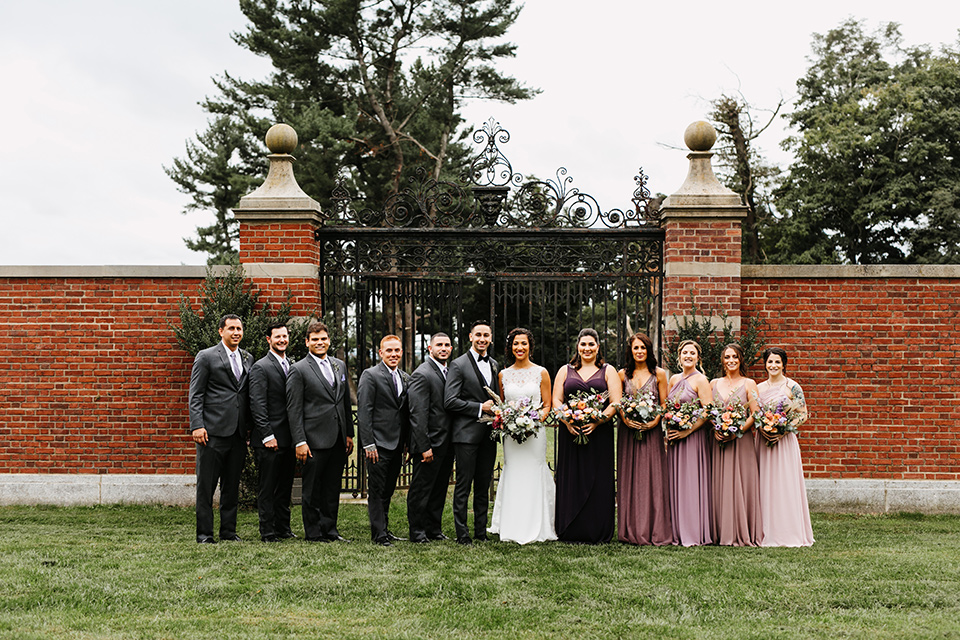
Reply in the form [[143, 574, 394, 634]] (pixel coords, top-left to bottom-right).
[[660, 399, 705, 441], [708, 398, 750, 447], [482, 387, 545, 444], [754, 397, 801, 447], [619, 389, 662, 441], [553, 390, 610, 445]]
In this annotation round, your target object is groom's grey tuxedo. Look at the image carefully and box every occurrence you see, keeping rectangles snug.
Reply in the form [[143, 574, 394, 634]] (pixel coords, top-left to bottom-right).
[[188, 342, 253, 542], [286, 354, 353, 541], [444, 350, 499, 541]]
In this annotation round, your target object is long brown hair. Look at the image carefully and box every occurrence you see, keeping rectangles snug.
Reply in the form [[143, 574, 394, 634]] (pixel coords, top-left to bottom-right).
[[569, 328, 604, 370], [623, 333, 657, 377], [721, 343, 748, 377]]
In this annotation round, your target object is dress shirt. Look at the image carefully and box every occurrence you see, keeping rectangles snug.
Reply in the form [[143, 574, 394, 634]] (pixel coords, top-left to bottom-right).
[[471, 348, 493, 419]]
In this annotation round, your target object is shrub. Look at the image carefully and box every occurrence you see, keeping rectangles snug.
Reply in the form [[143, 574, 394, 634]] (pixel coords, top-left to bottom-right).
[[666, 297, 765, 380]]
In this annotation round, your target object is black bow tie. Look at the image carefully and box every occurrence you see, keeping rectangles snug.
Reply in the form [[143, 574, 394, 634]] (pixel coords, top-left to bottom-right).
[[477, 354, 489, 363]]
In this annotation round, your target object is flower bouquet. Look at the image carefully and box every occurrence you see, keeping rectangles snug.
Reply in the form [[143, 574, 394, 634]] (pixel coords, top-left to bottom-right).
[[553, 390, 610, 445], [619, 388, 662, 441], [754, 397, 801, 447], [707, 397, 750, 447], [660, 399, 705, 442], [481, 387, 546, 445]]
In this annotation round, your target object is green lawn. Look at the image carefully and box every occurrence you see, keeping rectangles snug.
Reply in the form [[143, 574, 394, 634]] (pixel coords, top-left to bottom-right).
[[1, 504, 958, 639]]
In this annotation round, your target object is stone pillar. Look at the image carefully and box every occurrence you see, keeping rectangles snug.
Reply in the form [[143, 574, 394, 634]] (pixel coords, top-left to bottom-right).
[[660, 121, 748, 347], [233, 124, 323, 316]]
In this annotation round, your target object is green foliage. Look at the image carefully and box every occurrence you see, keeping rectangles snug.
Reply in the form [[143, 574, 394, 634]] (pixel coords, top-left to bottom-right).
[[169, 0, 537, 262], [667, 296, 765, 380], [774, 19, 960, 264]]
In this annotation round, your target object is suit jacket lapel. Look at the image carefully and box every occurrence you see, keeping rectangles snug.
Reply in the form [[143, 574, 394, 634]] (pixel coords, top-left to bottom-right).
[[307, 356, 335, 399], [467, 352, 492, 392]]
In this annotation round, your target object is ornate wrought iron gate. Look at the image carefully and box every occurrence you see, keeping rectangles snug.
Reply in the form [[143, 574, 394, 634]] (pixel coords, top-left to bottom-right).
[[317, 120, 664, 494]]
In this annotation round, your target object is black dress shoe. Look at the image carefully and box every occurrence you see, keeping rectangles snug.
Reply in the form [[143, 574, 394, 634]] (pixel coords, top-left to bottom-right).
[[261, 536, 281, 543], [278, 532, 297, 540], [456, 536, 473, 546], [410, 534, 430, 543], [427, 533, 449, 541], [221, 534, 242, 542], [197, 536, 216, 544], [377, 539, 394, 547], [328, 535, 351, 543], [474, 534, 490, 542], [386, 531, 407, 542], [306, 536, 331, 543]]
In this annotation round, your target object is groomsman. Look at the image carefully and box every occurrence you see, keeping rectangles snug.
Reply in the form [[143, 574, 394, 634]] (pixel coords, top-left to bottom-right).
[[357, 335, 410, 546], [444, 320, 498, 545], [406, 332, 454, 543], [249, 323, 296, 542], [188, 314, 253, 544], [286, 321, 354, 542]]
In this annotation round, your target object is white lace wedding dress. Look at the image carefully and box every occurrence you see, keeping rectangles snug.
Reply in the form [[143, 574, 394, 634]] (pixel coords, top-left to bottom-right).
[[489, 365, 557, 544]]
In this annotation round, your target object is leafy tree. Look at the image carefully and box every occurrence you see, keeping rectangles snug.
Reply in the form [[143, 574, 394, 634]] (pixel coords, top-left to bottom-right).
[[667, 297, 765, 380], [774, 19, 960, 264], [169, 0, 537, 262], [710, 94, 783, 264]]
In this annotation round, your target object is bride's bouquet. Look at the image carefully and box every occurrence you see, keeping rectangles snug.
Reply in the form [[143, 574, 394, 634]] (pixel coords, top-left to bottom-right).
[[708, 397, 750, 448], [553, 390, 610, 445], [754, 397, 801, 447], [660, 399, 705, 442], [482, 387, 545, 444], [619, 388, 662, 441]]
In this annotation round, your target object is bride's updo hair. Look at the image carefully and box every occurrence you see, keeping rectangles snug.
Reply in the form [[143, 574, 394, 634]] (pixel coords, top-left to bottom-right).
[[505, 327, 535, 364]]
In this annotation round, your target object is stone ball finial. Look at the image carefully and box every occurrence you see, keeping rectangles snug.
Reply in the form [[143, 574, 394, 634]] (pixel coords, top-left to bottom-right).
[[265, 123, 298, 154], [683, 121, 717, 152]]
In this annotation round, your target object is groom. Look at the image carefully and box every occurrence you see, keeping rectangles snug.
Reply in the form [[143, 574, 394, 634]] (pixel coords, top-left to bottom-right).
[[444, 320, 498, 545]]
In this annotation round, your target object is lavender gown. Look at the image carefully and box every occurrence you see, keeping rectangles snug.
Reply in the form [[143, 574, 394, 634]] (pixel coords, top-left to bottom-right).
[[666, 372, 713, 546], [757, 381, 814, 547], [710, 381, 762, 546], [555, 364, 615, 544], [617, 373, 673, 545]]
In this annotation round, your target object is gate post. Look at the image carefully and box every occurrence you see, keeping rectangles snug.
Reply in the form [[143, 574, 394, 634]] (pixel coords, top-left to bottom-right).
[[659, 121, 748, 361], [232, 124, 323, 316]]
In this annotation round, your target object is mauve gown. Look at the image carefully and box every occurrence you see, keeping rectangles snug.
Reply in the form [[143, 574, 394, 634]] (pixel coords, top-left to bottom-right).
[[710, 381, 762, 546], [555, 364, 615, 544], [757, 381, 814, 547], [666, 372, 713, 546], [617, 373, 673, 545]]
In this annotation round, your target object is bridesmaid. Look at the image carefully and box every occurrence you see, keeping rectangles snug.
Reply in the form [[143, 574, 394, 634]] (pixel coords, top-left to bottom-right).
[[757, 347, 814, 547], [552, 328, 622, 544], [617, 333, 672, 545], [710, 343, 762, 546], [664, 340, 715, 547]]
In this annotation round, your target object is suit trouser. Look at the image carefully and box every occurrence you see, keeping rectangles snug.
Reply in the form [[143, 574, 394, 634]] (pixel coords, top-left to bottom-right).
[[407, 440, 454, 538], [254, 445, 296, 538], [453, 439, 497, 539], [366, 445, 403, 542], [301, 435, 347, 540], [195, 430, 246, 540]]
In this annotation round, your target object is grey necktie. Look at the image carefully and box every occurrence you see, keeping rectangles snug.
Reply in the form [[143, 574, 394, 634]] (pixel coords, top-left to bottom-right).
[[321, 358, 333, 385], [281, 358, 289, 377], [230, 351, 241, 381], [392, 369, 402, 396]]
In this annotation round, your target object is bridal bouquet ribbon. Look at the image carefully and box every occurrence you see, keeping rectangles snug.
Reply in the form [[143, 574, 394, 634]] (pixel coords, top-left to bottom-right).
[[754, 397, 801, 447], [482, 386, 545, 445], [553, 390, 610, 445], [619, 389, 662, 441], [708, 397, 750, 448], [661, 399, 705, 441]]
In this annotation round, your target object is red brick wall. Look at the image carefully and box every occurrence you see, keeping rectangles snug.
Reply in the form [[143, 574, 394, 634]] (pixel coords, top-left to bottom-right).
[[0, 275, 202, 474], [663, 219, 742, 320], [742, 275, 960, 480]]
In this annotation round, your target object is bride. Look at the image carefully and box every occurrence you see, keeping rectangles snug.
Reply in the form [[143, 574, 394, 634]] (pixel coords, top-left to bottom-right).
[[489, 327, 557, 544]]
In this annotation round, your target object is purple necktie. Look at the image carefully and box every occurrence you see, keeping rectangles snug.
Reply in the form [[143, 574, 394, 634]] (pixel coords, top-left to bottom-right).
[[230, 351, 242, 381]]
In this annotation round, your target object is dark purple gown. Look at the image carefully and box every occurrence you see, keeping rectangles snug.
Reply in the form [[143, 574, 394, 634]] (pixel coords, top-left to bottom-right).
[[555, 364, 615, 544], [617, 373, 673, 545]]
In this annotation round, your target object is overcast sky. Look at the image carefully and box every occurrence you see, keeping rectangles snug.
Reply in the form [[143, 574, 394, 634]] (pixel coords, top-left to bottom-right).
[[1, 1, 957, 265]]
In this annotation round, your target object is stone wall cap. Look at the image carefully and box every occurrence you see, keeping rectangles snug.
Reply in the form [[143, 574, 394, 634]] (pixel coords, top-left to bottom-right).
[[0, 265, 221, 278], [742, 264, 960, 279]]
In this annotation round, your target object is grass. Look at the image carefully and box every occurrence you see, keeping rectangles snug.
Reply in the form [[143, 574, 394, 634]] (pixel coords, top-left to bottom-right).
[[1, 504, 959, 639]]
